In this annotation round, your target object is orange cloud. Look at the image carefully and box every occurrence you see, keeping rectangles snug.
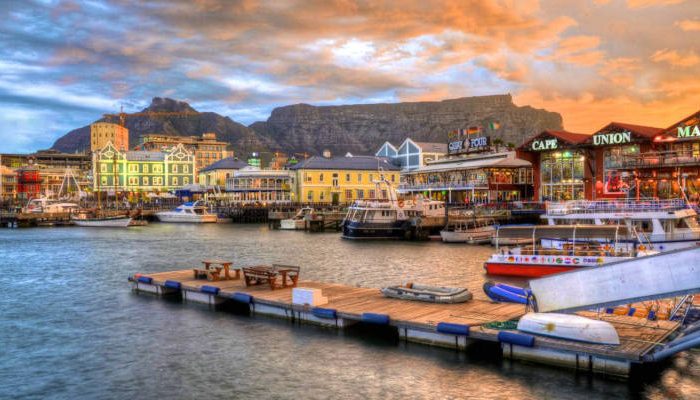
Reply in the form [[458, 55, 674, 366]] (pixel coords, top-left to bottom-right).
[[650, 49, 700, 67], [627, 0, 686, 8], [675, 19, 700, 31]]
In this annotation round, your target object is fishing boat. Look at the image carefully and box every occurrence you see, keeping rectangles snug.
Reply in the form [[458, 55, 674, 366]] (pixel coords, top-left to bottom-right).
[[483, 225, 658, 278], [71, 213, 132, 227], [542, 199, 700, 252], [440, 218, 495, 244], [342, 178, 445, 239], [483, 281, 529, 304], [280, 207, 315, 230], [156, 201, 217, 223], [23, 198, 79, 214], [380, 283, 472, 303], [516, 312, 620, 345]]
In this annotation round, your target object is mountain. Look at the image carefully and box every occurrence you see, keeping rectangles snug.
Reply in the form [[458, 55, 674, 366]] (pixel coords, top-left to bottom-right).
[[51, 95, 562, 156], [51, 97, 271, 154]]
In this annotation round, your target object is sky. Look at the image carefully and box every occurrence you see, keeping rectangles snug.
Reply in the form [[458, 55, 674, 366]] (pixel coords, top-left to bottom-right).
[[1, 0, 698, 153]]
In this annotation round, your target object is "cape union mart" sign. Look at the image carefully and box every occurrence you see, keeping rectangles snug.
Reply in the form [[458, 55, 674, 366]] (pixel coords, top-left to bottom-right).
[[592, 131, 631, 146], [530, 138, 558, 151], [678, 125, 700, 138]]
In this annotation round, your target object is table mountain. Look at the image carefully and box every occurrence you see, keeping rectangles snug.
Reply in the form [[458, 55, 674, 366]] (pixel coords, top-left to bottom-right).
[[52, 95, 562, 156]]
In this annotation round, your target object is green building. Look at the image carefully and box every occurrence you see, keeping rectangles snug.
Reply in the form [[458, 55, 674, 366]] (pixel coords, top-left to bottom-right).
[[93, 142, 195, 192]]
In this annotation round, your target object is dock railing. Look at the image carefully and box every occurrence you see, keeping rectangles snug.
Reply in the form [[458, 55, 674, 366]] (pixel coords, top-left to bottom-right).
[[546, 199, 687, 215]]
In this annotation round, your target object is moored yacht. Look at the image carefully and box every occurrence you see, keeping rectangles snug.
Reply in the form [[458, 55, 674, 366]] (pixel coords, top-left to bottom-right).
[[23, 198, 79, 214], [440, 218, 496, 244], [155, 201, 217, 223], [342, 179, 445, 239], [280, 207, 315, 230]]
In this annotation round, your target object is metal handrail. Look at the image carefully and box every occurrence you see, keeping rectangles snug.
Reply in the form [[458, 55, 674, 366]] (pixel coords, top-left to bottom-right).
[[546, 199, 687, 214]]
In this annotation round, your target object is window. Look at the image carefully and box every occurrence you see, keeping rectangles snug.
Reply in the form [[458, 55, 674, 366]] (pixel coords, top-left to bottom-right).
[[346, 173, 351, 182], [100, 164, 107, 173], [320, 192, 324, 200], [172, 177, 179, 185], [101, 176, 108, 186], [369, 174, 373, 182], [307, 191, 313, 201], [184, 177, 189, 185], [143, 177, 149, 185], [369, 190, 376, 198], [153, 165, 163, 173], [319, 173, 324, 182], [358, 174, 362, 182], [184, 165, 189, 173], [345, 189, 353, 200], [129, 164, 139, 173], [128, 177, 138, 185], [154, 177, 163, 186], [391, 174, 395, 182], [304, 172, 311, 182], [143, 164, 149, 173], [381, 190, 387, 199], [172, 164, 178, 173]]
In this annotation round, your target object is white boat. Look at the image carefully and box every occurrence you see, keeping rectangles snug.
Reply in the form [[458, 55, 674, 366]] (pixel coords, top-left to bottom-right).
[[381, 283, 472, 303], [542, 199, 700, 252], [441, 219, 495, 244], [517, 312, 620, 345], [23, 198, 79, 214], [155, 201, 218, 223], [280, 207, 314, 230], [72, 214, 132, 227]]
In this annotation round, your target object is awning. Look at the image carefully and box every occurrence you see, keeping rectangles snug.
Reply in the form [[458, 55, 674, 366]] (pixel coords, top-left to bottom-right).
[[495, 225, 629, 239], [406, 154, 531, 174]]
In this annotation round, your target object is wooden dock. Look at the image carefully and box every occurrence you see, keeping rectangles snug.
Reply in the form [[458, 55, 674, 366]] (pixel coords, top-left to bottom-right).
[[130, 268, 681, 378]]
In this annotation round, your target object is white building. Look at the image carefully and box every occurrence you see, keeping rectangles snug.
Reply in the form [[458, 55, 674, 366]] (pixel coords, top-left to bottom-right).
[[375, 138, 446, 171]]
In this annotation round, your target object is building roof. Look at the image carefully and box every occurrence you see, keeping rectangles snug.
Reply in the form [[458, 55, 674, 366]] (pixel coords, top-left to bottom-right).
[[126, 151, 165, 161], [518, 129, 590, 151], [289, 156, 400, 171], [662, 109, 700, 134], [405, 152, 530, 174], [200, 157, 249, 172], [413, 142, 448, 153], [598, 122, 664, 138]]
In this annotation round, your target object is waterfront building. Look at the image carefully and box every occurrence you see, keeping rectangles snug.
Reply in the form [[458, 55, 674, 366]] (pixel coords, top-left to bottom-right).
[[92, 141, 195, 193], [290, 155, 400, 204], [198, 157, 249, 188], [399, 151, 533, 203], [375, 139, 447, 171], [225, 167, 296, 203], [16, 166, 41, 201], [135, 133, 231, 177], [0, 149, 91, 171], [91, 122, 129, 152], [1, 165, 17, 200]]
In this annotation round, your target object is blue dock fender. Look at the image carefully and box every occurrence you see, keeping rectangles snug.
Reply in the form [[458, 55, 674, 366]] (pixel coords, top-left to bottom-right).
[[362, 313, 390, 325], [231, 292, 253, 304], [436, 322, 470, 336], [137, 276, 153, 284], [498, 331, 535, 347], [200, 285, 220, 295], [312, 307, 337, 319], [164, 280, 181, 290]]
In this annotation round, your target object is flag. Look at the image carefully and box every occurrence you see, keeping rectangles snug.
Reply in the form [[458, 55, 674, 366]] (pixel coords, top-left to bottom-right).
[[489, 122, 501, 130], [467, 126, 480, 135]]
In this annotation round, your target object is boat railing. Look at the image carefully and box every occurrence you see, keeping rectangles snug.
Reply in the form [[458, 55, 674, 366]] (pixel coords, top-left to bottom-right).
[[510, 246, 634, 258], [546, 199, 687, 215]]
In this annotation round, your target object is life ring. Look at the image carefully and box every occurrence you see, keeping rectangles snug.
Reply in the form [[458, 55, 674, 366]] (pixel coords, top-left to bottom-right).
[[639, 244, 646, 251], [398, 200, 404, 207], [603, 244, 611, 251]]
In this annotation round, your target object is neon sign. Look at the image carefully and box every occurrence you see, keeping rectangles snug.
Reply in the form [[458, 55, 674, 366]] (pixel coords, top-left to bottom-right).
[[678, 125, 700, 138], [531, 138, 558, 151]]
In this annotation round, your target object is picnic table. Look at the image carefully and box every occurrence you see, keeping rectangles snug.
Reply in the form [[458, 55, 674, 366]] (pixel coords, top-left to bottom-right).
[[193, 259, 241, 281], [242, 264, 300, 290]]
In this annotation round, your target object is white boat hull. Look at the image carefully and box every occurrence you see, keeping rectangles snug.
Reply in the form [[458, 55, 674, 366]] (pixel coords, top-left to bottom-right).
[[441, 227, 495, 244], [517, 312, 620, 345], [72, 217, 132, 228], [155, 213, 217, 223], [280, 219, 306, 230]]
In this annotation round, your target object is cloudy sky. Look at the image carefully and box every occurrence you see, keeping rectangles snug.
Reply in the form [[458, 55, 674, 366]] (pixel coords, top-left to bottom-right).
[[1, 0, 698, 153]]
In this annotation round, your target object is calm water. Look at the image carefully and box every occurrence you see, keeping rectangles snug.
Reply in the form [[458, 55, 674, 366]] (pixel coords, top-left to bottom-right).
[[0, 224, 698, 399]]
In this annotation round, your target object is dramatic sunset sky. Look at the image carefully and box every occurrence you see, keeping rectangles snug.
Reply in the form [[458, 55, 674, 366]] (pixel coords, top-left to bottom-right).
[[1, 0, 698, 152]]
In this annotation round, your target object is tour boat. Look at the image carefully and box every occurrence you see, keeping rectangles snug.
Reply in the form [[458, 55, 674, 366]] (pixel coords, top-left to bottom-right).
[[23, 198, 79, 214], [483, 225, 658, 278], [71, 213, 132, 228], [516, 312, 620, 345], [542, 199, 700, 252], [155, 201, 217, 223], [491, 225, 537, 246], [380, 283, 472, 303], [342, 178, 446, 239], [280, 207, 315, 230], [440, 218, 495, 244]]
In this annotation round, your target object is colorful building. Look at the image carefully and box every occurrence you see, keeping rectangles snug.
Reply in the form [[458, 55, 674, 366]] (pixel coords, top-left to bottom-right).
[[225, 167, 295, 203], [399, 151, 533, 203], [198, 157, 249, 188], [290, 155, 400, 204], [91, 122, 129, 152], [1, 165, 17, 201], [376, 139, 446, 171], [93, 142, 195, 193], [135, 133, 231, 177]]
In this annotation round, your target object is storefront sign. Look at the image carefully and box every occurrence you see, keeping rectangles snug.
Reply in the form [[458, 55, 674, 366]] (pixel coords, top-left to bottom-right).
[[677, 125, 700, 138], [593, 131, 631, 146], [448, 140, 463, 152], [531, 138, 558, 151], [448, 133, 490, 154], [464, 136, 489, 151]]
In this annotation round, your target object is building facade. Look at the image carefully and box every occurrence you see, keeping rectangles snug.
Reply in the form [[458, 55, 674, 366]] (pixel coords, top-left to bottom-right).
[[93, 142, 195, 193], [1, 165, 18, 200], [290, 156, 400, 204], [198, 157, 249, 188], [399, 152, 533, 203], [375, 139, 446, 171], [91, 122, 129, 152], [225, 167, 295, 203], [136, 133, 231, 177]]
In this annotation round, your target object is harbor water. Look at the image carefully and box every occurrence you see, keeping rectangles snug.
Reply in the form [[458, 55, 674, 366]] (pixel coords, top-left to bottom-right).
[[1, 224, 698, 399]]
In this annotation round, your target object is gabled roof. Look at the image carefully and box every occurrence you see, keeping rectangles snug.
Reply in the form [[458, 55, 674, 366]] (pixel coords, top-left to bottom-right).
[[595, 122, 663, 139], [663, 109, 700, 134], [289, 156, 400, 171], [519, 130, 590, 151], [413, 142, 448, 153], [200, 157, 249, 172]]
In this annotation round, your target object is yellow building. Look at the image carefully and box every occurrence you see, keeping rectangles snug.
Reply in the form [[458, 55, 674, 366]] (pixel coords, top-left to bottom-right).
[[91, 122, 129, 152], [136, 133, 231, 177], [198, 157, 249, 187], [289, 155, 400, 204]]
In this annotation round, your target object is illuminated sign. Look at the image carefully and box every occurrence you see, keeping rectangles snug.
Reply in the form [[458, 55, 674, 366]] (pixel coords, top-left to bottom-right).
[[593, 131, 631, 146], [448, 140, 463, 152], [447, 128, 490, 154], [678, 125, 700, 138], [465, 136, 489, 151], [531, 138, 558, 151]]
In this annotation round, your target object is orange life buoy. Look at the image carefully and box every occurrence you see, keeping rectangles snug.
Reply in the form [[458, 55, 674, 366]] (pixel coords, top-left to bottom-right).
[[398, 200, 404, 207]]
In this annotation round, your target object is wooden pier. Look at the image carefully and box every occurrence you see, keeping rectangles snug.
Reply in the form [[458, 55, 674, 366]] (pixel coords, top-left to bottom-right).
[[129, 268, 681, 378]]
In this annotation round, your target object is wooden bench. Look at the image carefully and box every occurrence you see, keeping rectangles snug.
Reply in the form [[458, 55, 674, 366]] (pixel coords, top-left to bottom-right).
[[242, 264, 300, 290], [193, 267, 222, 281]]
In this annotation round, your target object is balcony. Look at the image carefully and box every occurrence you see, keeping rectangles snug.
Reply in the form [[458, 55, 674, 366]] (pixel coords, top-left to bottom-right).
[[613, 151, 700, 169], [226, 184, 291, 192], [398, 180, 489, 192]]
